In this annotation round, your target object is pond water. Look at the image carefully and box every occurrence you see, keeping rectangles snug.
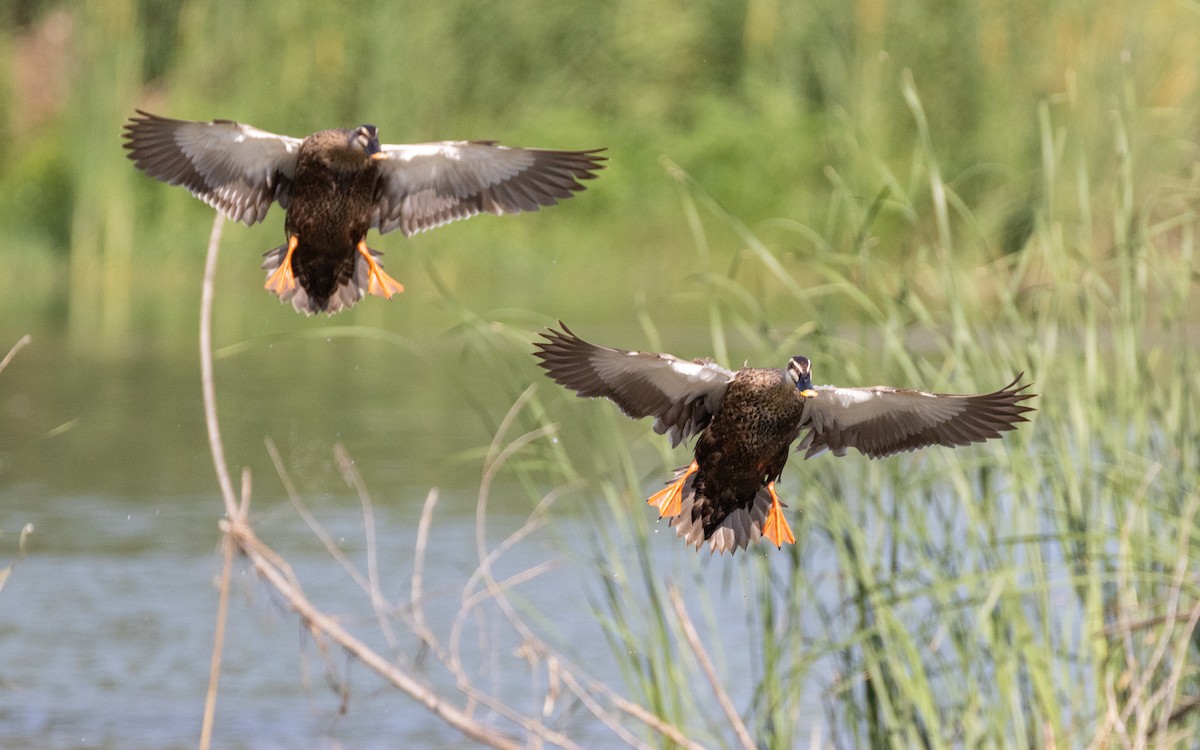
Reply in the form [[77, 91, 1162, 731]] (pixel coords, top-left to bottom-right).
[[0, 325, 835, 748]]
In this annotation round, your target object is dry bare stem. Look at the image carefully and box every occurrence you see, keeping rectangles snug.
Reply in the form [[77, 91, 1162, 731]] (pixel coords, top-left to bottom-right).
[[439, 394, 709, 748], [668, 584, 757, 750], [0, 335, 32, 375], [409, 488, 447, 660], [200, 513, 235, 750], [334, 442, 401, 653], [195, 212, 705, 748], [199, 214, 230, 750], [263, 438, 401, 654], [0, 336, 34, 597], [197, 214, 527, 749], [261, 438, 356, 595], [221, 513, 528, 748], [1087, 490, 1200, 749]]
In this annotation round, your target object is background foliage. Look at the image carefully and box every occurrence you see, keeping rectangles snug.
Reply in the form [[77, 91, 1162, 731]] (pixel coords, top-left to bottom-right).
[[2, 0, 1200, 747], [2, 0, 1197, 352]]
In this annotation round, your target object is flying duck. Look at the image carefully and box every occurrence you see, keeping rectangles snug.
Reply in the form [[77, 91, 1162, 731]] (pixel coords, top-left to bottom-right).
[[123, 111, 605, 314], [534, 323, 1035, 554]]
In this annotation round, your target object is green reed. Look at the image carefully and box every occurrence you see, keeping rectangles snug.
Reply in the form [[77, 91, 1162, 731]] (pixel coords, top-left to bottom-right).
[[507, 70, 1200, 748], [3, 1, 1200, 745]]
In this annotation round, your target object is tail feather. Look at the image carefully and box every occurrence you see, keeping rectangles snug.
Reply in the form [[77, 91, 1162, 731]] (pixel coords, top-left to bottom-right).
[[664, 468, 773, 554], [261, 244, 382, 315]]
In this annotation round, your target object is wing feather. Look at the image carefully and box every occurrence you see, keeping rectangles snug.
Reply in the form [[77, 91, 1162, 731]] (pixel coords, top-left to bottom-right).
[[122, 110, 300, 225], [798, 376, 1035, 459], [372, 141, 605, 236], [533, 323, 733, 447]]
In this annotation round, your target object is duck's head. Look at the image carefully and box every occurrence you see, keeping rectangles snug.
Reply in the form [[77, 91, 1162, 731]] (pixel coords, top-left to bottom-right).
[[348, 124, 386, 160], [787, 356, 817, 398]]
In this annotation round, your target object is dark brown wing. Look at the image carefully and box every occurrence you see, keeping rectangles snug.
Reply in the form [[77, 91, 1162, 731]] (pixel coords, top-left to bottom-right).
[[533, 323, 733, 447], [798, 376, 1035, 459], [371, 141, 605, 236], [122, 110, 301, 225]]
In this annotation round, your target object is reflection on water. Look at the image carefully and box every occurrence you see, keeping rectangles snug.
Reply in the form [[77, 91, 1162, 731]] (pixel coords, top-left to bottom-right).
[[0, 330, 503, 506], [0, 330, 831, 748]]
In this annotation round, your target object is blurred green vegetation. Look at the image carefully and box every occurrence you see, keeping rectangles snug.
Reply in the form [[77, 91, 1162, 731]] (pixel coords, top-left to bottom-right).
[[3, 0, 1200, 746], [2, 0, 1198, 356]]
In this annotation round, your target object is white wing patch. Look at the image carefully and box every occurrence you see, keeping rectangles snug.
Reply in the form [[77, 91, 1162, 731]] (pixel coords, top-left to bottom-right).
[[797, 380, 1030, 459], [124, 112, 301, 226], [805, 386, 961, 430], [372, 141, 604, 236], [379, 142, 537, 197]]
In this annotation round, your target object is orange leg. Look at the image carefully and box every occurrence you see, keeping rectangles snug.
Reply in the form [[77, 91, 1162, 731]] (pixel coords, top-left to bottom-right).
[[760, 481, 796, 548], [647, 461, 698, 518], [357, 240, 405, 298], [264, 235, 300, 294]]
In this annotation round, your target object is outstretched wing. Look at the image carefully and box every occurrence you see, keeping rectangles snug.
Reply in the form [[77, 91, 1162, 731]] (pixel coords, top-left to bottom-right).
[[798, 376, 1035, 459], [122, 110, 301, 225], [533, 323, 734, 447], [371, 141, 605, 236]]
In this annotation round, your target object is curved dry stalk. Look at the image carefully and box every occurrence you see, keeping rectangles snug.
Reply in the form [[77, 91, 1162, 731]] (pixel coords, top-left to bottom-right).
[[0, 335, 32, 376], [192, 210, 704, 748], [200, 517, 235, 750], [408, 488, 588, 748], [445, 392, 706, 748], [556, 667, 682, 750], [1088, 491, 1200, 748], [220, 514, 527, 750], [199, 213, 232, 750], [460, 389, 561, 648], [261, 438, 343, 594], [264, 438, 401, 654], [333, 443, 401, 653], [0, 524, 35, 597], [0, 334, 33, 596], [198, 215, 238, 518], [195, 213, 528, 749], [409, 488, 447, 659], [450, 483, 558, 670], [668, 584, 756, 750]]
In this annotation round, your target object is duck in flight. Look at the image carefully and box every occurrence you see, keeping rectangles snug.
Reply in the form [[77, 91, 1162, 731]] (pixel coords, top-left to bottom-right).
[[123, 111, 605, 314], [534, 323, 1035, 554]]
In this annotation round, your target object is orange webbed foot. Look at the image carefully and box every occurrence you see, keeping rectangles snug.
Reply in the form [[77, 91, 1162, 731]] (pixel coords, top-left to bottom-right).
[[647, 461, 698, 518], [265, 235, 300, 294], [760, 482, 796, 548], [357, 240, 405, 298]]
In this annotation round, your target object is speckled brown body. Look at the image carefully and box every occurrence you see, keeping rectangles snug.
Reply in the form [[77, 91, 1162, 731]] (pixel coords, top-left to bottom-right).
[[689, 368, 808, 538], [283, 131, 382, 309]]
